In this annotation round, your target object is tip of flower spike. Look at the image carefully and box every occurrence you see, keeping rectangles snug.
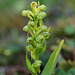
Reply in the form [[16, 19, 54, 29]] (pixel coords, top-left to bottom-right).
[[30, 1, 37, 8]]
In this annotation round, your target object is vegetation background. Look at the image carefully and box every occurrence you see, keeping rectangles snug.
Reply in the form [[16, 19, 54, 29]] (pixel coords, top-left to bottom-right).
[[0, 0, 75, 75]]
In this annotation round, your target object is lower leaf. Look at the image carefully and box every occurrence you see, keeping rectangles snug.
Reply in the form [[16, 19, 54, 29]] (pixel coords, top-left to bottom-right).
[[41, 40, 64, 75]]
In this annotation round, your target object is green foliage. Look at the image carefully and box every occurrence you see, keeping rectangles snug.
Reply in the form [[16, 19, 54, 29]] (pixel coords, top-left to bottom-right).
[[59, 60, 75, 72], [0, 0, 28, 13], [68, 69, 75, 75], [0, 29, 26, 66], [39, 52, 51, 67], [54, 69, 75, 75], [66, 39, 75, 48], [64, 24, 75, 35], [26, 51, 32, 73], [55, 69, 66, 75], [50, 24, 75, 52]]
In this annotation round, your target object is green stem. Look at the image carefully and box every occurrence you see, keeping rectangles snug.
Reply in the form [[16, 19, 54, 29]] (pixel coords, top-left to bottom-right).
[[28, 15, 33, 20], [32, 72, 37, 75], [35, 53, 39, 61], [29, 30, 33, 36], [35, 71, 37, 75], [32, 15, 38, 75]]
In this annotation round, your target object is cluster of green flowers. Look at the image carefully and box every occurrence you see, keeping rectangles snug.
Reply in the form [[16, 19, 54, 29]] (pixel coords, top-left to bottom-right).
[[22, 1, 50, 74]]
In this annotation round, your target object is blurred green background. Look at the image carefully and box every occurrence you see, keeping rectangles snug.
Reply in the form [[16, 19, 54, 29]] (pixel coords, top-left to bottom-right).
[[0, 0, 75, 75]]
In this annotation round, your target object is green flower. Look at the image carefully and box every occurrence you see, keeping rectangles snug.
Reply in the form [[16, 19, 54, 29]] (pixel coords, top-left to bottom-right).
[[23, 26, 29, 32], [28, 21, 35, 27], [40, 25, 48, 31], [32, 60, 42, 68], [22, 10, 33, 20], [27, 21, 35, 33], [22, 10, 29, 16], [36, 43, 43, 50], [35, 34, 45, 44], [37, 12, 46, 20], [38, 5, 46, 12], [42, 32, 50, 39], [22, 10, 33, 16], [27, 37, 34, 44], [30, 1, 37, 8], [26, 45, 34, 51]]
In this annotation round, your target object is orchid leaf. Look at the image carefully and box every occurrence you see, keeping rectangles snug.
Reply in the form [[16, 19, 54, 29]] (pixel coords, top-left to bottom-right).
[[26, 51, 32, 72], [41, 41, 46, 53], [41, 40, 64, 75]]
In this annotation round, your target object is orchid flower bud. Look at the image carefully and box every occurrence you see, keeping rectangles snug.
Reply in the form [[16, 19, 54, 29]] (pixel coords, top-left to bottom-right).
[[23, 26, 29, 32], [30, 1, 37, 8], [26, 45, 34, 52], [35, 34, 45, 44], [37, 12, 46, 20], [38, 5, 46, 12], [42, 32, 50, 39]]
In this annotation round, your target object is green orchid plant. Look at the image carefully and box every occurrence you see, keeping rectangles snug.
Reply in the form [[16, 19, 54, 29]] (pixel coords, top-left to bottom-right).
[[22, 1, 64, 75]]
